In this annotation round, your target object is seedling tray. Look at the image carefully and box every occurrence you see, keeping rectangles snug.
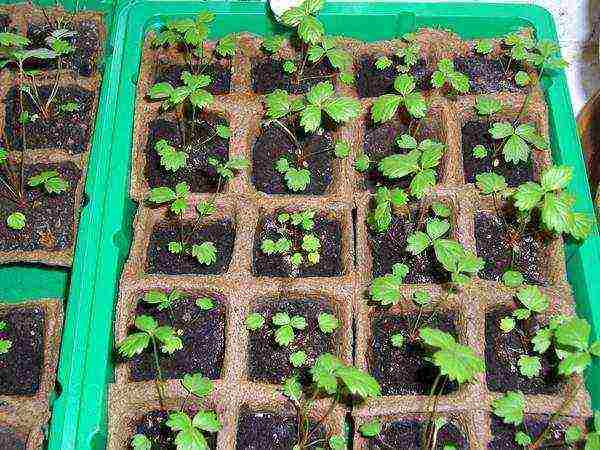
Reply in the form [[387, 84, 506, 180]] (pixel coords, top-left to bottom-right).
[[0, 0, 117, 449], [2, 1, 600, 449]]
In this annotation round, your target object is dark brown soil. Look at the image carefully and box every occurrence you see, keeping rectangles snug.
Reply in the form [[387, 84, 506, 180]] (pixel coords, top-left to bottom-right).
[[0, 161, 81, 253], [363, 114, 443, 192], [489, 415, 578, 449], [131, 410, 217, 450], [146, 219, 235, 275], [154, 62, 231, 95], [252, 212, 342, 278], [251, 57, 335, 95], [0, 305, 45, 396], [235, 408, 325, 450], [127, 293, 225, 381], [252, 118, 333, 195], [475, 210, 548, 285], [5, 84, 95, 154], [248, 297, 336, 385], [485, 307, 563, 395], [0, 426, 25, 450], [0, 13, 12, 31], [454, 54, 522, 94], [368, 208, 449, 283], [144, 112, 229, 193], [356, 56, 432, 98], [24, 20, 102, 77], [368, 418, 469, 449], [462, 120, 534, 186], [369, 312, 458, 396]]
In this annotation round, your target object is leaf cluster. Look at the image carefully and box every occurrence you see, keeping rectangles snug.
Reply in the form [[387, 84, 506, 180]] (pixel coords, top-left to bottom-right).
[[367, 186, 408, 232], [431, 58, 470, 94], [118, 315, 183, 358], [371, 74, 428, 122], [489, 121, 547, 164], [149, 71, 213, 111], [0, 321, 12, 355]]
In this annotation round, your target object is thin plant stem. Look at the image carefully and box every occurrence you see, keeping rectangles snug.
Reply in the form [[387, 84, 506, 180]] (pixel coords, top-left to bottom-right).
[[151, 336, 167, 410], [271, 119, 301, 151]]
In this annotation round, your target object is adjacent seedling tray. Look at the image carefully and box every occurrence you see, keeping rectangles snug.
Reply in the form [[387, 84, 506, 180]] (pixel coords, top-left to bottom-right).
[[0, 0, 116, 449], [2, 1, 600, 449]]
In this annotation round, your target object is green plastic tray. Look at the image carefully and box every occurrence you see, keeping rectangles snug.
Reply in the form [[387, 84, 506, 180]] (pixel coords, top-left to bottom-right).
[[0, 0, 117, 448], [3, 1, 600, 449]]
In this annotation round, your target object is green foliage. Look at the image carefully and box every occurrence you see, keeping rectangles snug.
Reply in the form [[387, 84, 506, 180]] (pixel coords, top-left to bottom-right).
[[431, 58, 470, 94], [359, 419, 382, 437], [472, 144, 487, 159], [502, 270, 524, 288], [290, 350, 307, 367], [191, 242, 217, 265], [58, 101, 80, 112], [131, 434, 151, 450], [390, 333, 404, 348], [334, 140, 351, 158], [513, 165, 593, 240], [474, 39, 493, 54], [518, 355, 541, 378], [182, 373, 214, 398], [281, 0, 325, 45], [0, 147, 7, 164], [216, 124, 231, 139], [395, 42, 421, 71], [196, 297, 215, 310], [265, 83, 361, 133], [367, 186, 408, 232], [307, 36, 352, 72], [339, 71, 355, 86], [28, 170, 69, 194], [208, 156, 250, 181], [513, 285, 549, 320], [532, 315, 600, 377], [149, 71, 213, 111], [118, 315, 183, 358], [375, 56, 393, 70], [216, 33, 238, 57], [166, 409, 221, 450], [262, 34, 286, 53], [245, 312, 265, 330], [6, 212, 26, 230], [489, 121, 547, 164], [354, 154, 370, 172], [371, 74, 427, 122], [369, 262, 409, 305], [318, 313, 340, 333], [153, 11, 214, 49], [0, 321, 12, 355], [309, 353, 381, 398], [475, 96, 502, 116], [515, 70, 531, 86], [270, 312, 307, 346], [148, 182, 190, 214], [475, 172, 507, 195], [419, 327, 485, 383], [492, 391, 525, 425], [155, 139, 188, 172], [378, 135, 445, 198], [283, 60, 297, 74], [275, 157, 311, 192], [144, 289, 183, 311]]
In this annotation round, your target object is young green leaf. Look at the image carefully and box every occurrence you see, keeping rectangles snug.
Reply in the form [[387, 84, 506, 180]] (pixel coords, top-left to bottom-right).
[[246, 312, 265, 331], [334, 140, 351, 158], [262, 35, 285, 53], [492, 391, 525, 425], [191, 242, 217, 265], [131, 434, 152, 450], [371, 74, 427, 123], [518, 355, 541, 378], [182, 373, 214, 398], [502, 270, 524, 288], [6, 212, 26, 230], [390, 333, 404, 348], [28, 170, 69, 194], [476, 96, 502, 116], [359, 419, 382, 437], [318, 313, 339, 333], [474, 39, 493, 54], [196, 297, 215, 310], [290, 350, 307, 367], [431, 58, 470, 94]]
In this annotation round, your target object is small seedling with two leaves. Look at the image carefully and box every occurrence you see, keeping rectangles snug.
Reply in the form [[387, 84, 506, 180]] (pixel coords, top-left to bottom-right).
[[371, 74, 428, 123], [281, 353, 380, 449], [147, 183, 218, 266], [374, 38, 422, 74], [0, 321, 12, 355], [431, 58, 470, 95], [131, 373, 222, 450], [260, 209, 323, 270], [377, 133, 445, 199]]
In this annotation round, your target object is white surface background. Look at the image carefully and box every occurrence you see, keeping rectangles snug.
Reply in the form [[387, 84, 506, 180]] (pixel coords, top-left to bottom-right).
[[412, 0, 600, 114]]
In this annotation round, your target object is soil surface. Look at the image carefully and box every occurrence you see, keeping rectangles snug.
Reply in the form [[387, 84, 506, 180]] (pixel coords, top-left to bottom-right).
[[251, 57, 335, 95], [146, 218, 235, 275], [454, 54, 523, 94], [368, 207, 449, 283], [489, 415, 578, 449], [356, 56, 432, 98], [236, 408, 325, 450], [144, 112, 229, 193], [0, 305, 45, 396], [25, 20, 102, 77], [369, 312, 458, 396], [0, 14, 12, 31], [363, 114, 443, 192], [128, 293, 225, 381], [0, 426, 25, 450], [253, 212, 342, 277], [252, 118, 333, 195], [5, 84, 95, 154], [368, 418, 469, 449], [0, 161, 81, 253], [132, 410, 217, 450], [485, 307, 563, 394], [475, 210, 548, 285], [462, 120, 534, 186], [248, 297, 336, 385], [154, 61, 231, 95]]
